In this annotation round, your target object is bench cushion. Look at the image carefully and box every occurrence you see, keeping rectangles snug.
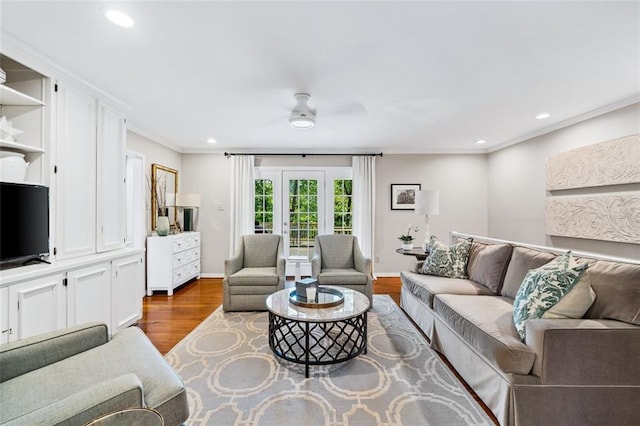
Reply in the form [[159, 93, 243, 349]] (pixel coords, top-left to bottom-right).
[[434, 294, 536, 375]]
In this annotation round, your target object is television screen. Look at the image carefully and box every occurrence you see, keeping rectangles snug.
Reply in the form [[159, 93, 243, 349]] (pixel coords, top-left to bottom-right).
[[0, 182, 50, 263]]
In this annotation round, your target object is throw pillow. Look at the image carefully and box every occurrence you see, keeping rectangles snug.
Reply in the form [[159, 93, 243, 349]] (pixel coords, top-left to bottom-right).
[[543, 257, 596, 319], [420, 236, 473, 279], [513, 252, 588, 340]]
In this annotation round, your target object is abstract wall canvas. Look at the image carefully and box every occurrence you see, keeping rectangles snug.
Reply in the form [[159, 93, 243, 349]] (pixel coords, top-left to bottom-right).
[[545, 133, 640, 191], [545, 194, 640, 244]]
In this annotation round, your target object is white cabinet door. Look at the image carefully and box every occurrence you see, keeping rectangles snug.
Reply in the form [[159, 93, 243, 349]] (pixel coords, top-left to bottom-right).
[[0, 287, 9, 344], [8, 275, 66, 341], [55, 84, 96, 259], [97, 103, 126, 253], [112, 254, 143, 332], [67, 263, 111, 331]]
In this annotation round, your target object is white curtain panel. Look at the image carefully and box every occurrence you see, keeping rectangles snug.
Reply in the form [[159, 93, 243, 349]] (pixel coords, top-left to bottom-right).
[[230, 155, 255, 255], [352, 155, 376, 276]]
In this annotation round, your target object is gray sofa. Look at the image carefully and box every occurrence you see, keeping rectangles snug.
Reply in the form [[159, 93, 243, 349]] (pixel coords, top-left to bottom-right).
[[0, 322, 189, 426], [400, 232, 640, 426]]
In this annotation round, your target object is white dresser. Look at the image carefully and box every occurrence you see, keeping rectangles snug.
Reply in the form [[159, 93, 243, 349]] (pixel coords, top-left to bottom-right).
[[146, 232, 201, 296]]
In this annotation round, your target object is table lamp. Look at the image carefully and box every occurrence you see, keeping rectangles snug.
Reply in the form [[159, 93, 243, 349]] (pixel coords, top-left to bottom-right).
[[415, 190, 439, 251], [176, 193, 201, 232]]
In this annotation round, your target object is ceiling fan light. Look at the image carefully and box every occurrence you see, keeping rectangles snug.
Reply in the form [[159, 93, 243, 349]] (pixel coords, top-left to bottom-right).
[[289, 115, 315, 129]]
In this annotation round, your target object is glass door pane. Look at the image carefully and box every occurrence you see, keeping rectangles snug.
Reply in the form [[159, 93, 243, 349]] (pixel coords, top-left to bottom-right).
[[283, 171, 325, 260]]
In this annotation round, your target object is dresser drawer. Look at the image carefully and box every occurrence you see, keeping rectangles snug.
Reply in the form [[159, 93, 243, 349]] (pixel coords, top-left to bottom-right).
[[172, 234, 200, 253], [172, 260, 200, 285], [172, 247, 200, 268]]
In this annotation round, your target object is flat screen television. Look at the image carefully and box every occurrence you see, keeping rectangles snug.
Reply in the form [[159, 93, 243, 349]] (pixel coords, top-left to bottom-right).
[[0, 182, 50, 264]]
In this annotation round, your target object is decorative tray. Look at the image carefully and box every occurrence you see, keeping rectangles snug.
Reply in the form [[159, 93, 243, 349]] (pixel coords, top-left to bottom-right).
[[289, 287, 344, 309]]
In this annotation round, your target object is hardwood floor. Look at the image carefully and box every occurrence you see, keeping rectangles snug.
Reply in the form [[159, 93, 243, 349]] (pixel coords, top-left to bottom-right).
[[138, 276, 497, 424], [138, 276, 401, 355]]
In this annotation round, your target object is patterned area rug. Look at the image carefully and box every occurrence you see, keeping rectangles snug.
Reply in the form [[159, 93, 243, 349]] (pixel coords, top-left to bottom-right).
[[165, 295, 494, 425]]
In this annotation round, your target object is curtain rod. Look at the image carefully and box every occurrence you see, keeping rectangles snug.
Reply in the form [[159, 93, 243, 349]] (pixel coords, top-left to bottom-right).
[[224, 152, 383, 158]]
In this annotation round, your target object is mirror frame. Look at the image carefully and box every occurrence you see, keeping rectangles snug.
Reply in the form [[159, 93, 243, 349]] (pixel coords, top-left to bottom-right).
[[151, 163, 178, 231]]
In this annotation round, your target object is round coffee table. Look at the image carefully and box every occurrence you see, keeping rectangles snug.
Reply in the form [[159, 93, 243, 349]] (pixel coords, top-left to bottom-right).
[[266, 286, 370, 378]]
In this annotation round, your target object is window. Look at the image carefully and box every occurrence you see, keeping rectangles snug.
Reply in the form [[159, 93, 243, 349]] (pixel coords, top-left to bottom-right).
[[333, 179, 353, 234], [254, 179, 274, 233]]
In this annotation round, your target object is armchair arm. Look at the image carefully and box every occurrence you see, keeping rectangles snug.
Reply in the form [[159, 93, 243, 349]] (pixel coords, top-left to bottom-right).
[[311, 240, 321, 278], [224, 253, 244, 277], [525, 318, 640, 385], [353, 242, 371, 276], [276, 237, 286, 288], [13, 373, 144, 426], [0, 322, 109, 383]]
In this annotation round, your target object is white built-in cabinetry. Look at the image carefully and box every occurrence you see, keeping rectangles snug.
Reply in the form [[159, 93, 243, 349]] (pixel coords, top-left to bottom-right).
[[0, 250, 143, 341], [147, 232, 201, 296], [0, 54, 143, 342], [54, 83, 127, 259]]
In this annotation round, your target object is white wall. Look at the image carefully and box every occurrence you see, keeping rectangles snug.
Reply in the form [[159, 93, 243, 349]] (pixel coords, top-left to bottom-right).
[[375, 154, 488, 274], [127, 131, 182, 235], [487, 103, 640, 259], [180, 154, 231, 277]]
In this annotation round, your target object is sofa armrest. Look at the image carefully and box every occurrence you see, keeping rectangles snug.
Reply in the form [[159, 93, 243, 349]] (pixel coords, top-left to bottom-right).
[[525, 318, 640, 385], [0, 322, 109, 383], [11, 373, 144, 426]]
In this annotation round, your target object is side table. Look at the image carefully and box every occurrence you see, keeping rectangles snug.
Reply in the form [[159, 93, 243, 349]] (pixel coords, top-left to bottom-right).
[[395, 247, 429, 260], [288, 255, 308, 281]]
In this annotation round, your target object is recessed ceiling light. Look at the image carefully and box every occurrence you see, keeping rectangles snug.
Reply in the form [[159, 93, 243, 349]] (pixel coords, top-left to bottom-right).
[[105, 10, 134, 28], [475, 139, 487, 145], [207, 138, 217, 144], [536, 113, 550, 120]]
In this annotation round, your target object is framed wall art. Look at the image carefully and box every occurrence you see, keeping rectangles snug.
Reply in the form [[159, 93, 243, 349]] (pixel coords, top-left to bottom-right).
[[391, 184, 421, 210]]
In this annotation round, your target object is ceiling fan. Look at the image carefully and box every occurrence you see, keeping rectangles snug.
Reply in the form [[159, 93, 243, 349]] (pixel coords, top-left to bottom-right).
[[289, 93, 316, 129]]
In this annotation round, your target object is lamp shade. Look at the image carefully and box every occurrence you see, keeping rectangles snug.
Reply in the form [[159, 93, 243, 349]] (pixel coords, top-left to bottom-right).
[[415, 190, 439, 215], [175, 193, 201, 207]]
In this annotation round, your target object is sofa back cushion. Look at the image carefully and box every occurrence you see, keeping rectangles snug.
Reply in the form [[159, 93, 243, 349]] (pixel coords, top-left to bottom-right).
[[466, 241, 513, 294], [501, 246, 556, 299], [581, 258, 640, 325]]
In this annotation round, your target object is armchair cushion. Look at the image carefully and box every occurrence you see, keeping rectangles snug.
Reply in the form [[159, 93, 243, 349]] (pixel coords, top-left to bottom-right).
[[243, 234, 282, 268], [229, 267, 279, 286], [317, 235, 355, 269], [317, 268, 368, 285]]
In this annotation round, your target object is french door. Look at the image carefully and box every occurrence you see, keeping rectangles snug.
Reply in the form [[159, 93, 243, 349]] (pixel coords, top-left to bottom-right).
[[254, 167, 351, 277], [282, 171, 325, 260]]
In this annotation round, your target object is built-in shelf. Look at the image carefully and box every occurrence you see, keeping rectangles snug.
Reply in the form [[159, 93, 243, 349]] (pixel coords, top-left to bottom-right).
[[0, 139, 45, 154], [0, 84, 45, 107]]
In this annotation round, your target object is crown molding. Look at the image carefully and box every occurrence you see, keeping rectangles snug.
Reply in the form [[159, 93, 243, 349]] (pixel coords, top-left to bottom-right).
[[488, 94, 640, 153]]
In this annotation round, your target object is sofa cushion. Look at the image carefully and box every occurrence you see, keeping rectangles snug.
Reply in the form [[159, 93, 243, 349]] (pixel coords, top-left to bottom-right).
[[501, 246, 556, 299], [400, 271, 494, 308], [434, 294, 536, 375], [513, 252, 588, 340], [582, 258, 640, 325], [421, 236, 473, 279], [229, 267, 279, 286], [318, 268, 368, 285], [466, 241, 513, 294]]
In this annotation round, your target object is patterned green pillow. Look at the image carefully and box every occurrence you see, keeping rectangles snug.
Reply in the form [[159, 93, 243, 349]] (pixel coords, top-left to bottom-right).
[[420, 236, 473, 279], [512, 252, 588, 340]]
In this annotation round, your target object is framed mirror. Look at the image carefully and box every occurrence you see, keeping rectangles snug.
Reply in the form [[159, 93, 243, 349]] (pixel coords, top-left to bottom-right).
[[151, 163, 178, 231]]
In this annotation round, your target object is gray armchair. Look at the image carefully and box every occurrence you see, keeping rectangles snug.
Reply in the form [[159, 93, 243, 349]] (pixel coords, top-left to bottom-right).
[[311, 234, 373, 304], [223, 234, 286, 311]]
